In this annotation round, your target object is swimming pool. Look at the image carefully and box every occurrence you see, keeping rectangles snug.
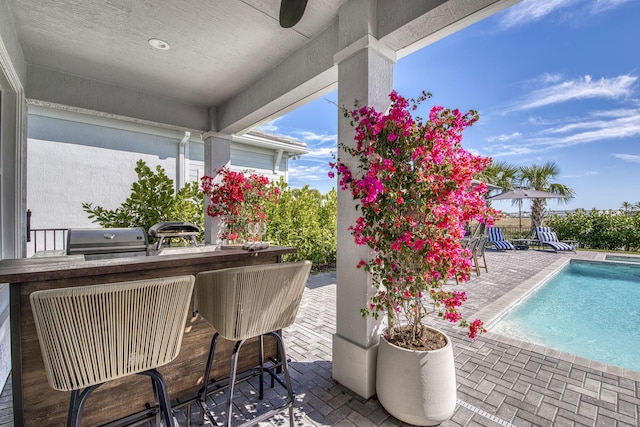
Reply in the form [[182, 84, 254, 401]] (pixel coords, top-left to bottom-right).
[[490, 260, 640, 372], [605, 254, 640, 264]]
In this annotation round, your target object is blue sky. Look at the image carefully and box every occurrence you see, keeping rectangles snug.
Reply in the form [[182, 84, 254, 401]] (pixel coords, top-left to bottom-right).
[[260, 0, 639, 212]]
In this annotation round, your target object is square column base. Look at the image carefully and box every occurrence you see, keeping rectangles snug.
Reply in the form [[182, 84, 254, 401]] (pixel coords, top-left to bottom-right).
[[332, 333, 378, 399]]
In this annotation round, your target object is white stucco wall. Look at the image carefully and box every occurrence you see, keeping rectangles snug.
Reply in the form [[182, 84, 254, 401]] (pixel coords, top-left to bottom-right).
[[26, 112, 290, 256], [27, 114, 181, 230]]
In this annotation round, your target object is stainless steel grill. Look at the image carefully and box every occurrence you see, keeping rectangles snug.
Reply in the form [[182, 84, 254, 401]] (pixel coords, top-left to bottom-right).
[[149, 221, 200, 249], [66, 228, 149, 259]]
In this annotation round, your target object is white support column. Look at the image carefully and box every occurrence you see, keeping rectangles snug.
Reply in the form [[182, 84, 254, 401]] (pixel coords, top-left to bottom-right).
[[332, 29, 396, 397], [202, 132, 231, 246]]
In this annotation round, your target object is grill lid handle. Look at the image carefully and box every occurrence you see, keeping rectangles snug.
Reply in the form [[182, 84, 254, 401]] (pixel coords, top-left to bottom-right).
[[103, 233, 116, 240]]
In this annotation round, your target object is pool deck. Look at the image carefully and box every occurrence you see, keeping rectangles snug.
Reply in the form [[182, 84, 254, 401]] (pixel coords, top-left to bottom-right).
[[2, 249, 639, 426]]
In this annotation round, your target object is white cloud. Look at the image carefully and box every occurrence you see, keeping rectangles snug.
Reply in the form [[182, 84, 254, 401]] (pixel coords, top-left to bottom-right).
[[527, 116, 556, 126], [487, 132, 522, 142], [591, 0, 634, 14], [257, 118, 283, 133], [294, 131, 336, 144], [486, 109, 640, 157], [500, 0, 577, 28], [536, 110, 640, 146], [510, 74, 637, 111], [612, 153, 640, 163], [541, 73, 563, 84], [288, 164, 333, 181], [486, 145, 536, 157], [301, 147, 335, 159], [500, 0, 631, 28], [589, 108, 640, 118]]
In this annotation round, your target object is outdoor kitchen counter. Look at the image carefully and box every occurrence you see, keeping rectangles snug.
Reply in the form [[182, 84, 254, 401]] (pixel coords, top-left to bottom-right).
[[3, 245, 297, 426]]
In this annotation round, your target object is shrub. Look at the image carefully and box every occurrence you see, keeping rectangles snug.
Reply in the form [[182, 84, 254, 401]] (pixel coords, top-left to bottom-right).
[[547, 209, 640, 251], [265, 180, 337, 266], [82, 159, 204, 241]]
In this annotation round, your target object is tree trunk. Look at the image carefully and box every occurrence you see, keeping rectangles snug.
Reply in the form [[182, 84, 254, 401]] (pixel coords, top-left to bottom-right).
[[530, 199, 546, 235]]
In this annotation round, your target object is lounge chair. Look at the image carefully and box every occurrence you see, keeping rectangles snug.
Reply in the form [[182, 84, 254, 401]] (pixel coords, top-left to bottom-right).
[[534, 226, 575, 252], [487, 227, 515, 251]]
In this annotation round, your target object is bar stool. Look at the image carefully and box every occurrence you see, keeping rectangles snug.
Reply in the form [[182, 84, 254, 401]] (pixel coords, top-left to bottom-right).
[[194, 261, 312, 427], [30, 275, 195, 427]]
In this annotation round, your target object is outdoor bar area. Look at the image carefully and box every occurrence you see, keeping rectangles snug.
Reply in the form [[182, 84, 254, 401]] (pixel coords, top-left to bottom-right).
[[1, 245, 296, 426]]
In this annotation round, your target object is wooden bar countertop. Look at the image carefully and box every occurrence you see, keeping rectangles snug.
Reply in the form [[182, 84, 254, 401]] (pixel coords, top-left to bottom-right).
[[3, 245, 297, 426]]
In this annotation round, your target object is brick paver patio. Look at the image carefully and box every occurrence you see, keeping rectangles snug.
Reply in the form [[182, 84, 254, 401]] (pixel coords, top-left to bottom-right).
[[2, 249, 639, 426]]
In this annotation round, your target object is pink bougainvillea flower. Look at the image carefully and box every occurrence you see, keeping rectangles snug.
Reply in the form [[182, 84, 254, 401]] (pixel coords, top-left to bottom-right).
[[333, 90, 498, 345]]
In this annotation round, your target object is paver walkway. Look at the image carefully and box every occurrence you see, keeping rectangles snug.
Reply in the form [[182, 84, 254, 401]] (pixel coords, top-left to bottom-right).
[[2, 249, 639, 426]]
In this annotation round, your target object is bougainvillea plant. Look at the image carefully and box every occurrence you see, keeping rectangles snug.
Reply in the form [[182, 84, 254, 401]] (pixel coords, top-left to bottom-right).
[[201, 168, 279, 241], [330, 90, 497, 348]]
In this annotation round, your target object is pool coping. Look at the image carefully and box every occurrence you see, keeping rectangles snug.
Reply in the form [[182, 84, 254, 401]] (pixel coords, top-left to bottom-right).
[[479, 252, 640, 381]]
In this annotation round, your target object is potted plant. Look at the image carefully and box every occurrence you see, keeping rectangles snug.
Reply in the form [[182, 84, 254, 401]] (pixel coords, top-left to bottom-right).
[[201, 168, 279, 243], [331, 91, 497, 425]]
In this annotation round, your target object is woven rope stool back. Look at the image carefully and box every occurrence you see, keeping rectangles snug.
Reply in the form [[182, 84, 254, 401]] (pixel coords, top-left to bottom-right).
[[194, 261, 312, 340], [30, 275, 195, 391]]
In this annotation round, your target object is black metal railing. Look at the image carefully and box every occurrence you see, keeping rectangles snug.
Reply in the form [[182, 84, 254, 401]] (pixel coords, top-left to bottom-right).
[[27, 228, 68, 256], [499, 226, 535, 240]]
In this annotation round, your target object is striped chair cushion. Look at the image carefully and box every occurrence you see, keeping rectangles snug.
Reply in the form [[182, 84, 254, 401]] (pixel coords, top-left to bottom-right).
[[543, 240, 574, 251], [538, 231, 558, 242], [535, 227, 573, 251], [488, 227, 506, 241], [487, 227, 514, 250]]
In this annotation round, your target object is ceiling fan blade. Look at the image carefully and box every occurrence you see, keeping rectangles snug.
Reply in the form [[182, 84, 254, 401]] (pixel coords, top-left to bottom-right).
[[279, 0, 308, 28]]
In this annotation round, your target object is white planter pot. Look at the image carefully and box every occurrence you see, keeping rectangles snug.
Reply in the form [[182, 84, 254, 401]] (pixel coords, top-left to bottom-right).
[[376, 328, 456, 426]]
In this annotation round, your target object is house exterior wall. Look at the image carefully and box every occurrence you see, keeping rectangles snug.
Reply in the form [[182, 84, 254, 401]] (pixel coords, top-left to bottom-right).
[[26, 112, 289, 253], [187, 141, 287, 183], [27, 114, 180, 230]]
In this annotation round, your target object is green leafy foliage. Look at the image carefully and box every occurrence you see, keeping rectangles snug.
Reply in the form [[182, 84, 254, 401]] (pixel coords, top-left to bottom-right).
[[547, 209, 640, 251], [264, 179, 337, 266], [82, 160, 204, 241], [82, 160, 337, 260]]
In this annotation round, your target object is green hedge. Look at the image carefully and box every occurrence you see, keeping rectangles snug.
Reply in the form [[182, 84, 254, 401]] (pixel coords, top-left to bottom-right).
[[265, 180, 337, 266], [546, 209, 640, 251], [83, 163, 338, 264]]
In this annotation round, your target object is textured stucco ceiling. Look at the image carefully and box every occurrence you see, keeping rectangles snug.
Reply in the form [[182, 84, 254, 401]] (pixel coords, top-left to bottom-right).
[[8, 0, 345, 107]]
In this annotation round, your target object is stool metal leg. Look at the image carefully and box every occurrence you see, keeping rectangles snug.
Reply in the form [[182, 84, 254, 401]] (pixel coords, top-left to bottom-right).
[[258, 335, 264, 400], [267, 331, 295, 426], [226, 339, 246, 427], [198, 332, 220, 426], [67, 384, 100, 427], [139, 369, 174, 427], [199, 332, 297, 427]]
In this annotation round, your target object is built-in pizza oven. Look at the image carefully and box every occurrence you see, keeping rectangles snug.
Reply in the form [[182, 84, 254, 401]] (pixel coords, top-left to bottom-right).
[[66, 228, 149, 260], [148, 221, 201, 249]]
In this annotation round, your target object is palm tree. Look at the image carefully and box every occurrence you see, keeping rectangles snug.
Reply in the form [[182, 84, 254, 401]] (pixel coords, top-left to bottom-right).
[[475, 161, 518, 235], [621, 201, 633, 213], [517, 162, 575, 231], [478, 160, 518, 196]]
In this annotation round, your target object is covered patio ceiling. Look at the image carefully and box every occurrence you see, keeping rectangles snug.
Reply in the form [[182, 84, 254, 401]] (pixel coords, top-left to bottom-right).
[[6, 0, 519, 134]]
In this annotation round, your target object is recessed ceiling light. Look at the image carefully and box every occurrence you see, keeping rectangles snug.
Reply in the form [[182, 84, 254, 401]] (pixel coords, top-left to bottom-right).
[[148, 38, 170, 50]]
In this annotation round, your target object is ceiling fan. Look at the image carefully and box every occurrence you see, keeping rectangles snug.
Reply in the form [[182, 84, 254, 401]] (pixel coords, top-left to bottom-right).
[[279, 0, 308, 28]]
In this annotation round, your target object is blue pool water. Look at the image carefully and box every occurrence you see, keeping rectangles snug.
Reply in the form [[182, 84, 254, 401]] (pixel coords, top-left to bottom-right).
[[605, 254, 640, 264], [491, 260, 640, 372]]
